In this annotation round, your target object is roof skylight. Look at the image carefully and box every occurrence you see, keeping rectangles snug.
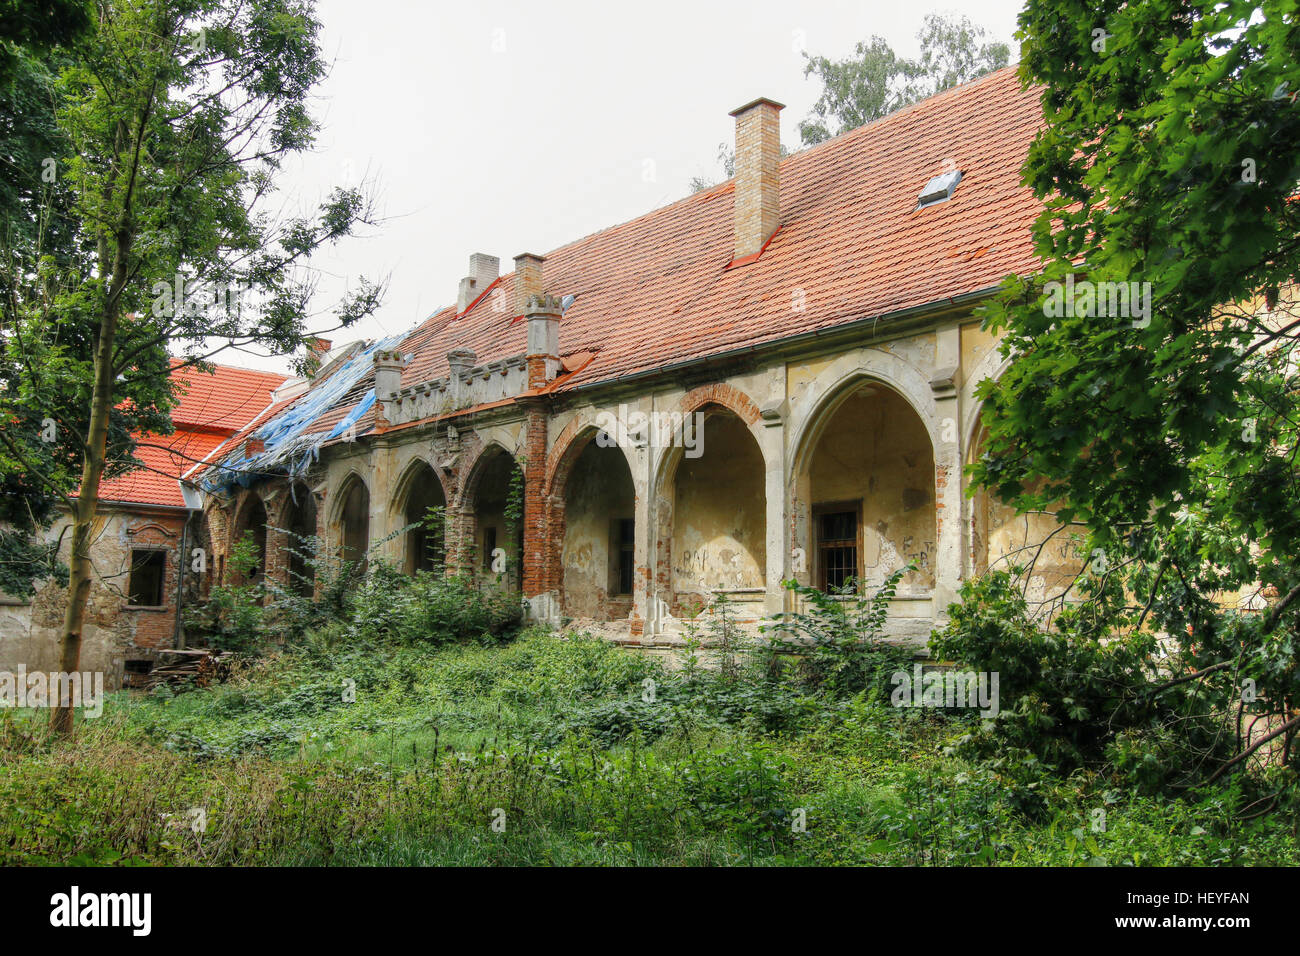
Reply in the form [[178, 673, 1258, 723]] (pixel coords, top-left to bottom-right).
[[918, 169, 963, 209]]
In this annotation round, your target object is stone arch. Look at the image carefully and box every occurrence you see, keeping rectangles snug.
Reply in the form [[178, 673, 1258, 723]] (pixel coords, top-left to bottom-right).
[[788, 351, 940, 479], [453, 438, 521, 511], [960, 345, 1014, 461], [280, 480, 318, 595], [651, 397, 768, 620], [392, 456, 449, 574], [648, 384, 766, 499], [791, 372, 938, 594], [455, 441, 524, 586], [230, 488, 270, 586], [546, 422, 639, 621], [544, 413, 636, 499], [331, 472, 371, 569]]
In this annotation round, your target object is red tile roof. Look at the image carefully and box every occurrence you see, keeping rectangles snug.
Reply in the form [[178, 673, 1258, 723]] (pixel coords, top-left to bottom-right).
[[218, 66, 1045, 466], [166, 360, 290, 433], [96, 361, 288, 508]]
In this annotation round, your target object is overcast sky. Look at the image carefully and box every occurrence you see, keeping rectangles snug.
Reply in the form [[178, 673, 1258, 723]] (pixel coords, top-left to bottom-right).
[[223, 0, 1026, 373]]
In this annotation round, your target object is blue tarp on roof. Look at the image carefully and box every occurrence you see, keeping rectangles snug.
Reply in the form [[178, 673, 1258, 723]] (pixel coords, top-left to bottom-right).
[[203, 335, 402, 492]]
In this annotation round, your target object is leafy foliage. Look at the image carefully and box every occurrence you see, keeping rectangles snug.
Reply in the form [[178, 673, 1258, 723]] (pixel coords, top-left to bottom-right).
[[968, 0, 1300, 788], [759, 567, 916, 700], [799, 13, 1010, 145], [0, 0, 383, 728]]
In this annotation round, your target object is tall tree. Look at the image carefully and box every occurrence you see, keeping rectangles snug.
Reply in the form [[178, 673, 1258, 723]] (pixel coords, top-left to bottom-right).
[[0, 0, 382, 733], [798, 13, 1010, 146], [971, 0, 1300, 782], [690, 14, 1010, 194]]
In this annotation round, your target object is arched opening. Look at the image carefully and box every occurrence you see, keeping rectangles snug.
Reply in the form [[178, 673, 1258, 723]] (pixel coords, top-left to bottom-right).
[[800, 382, 935, 593], [468, 447, 523, 590], [665, 407, 766, 617], [559, 435, 636, 621], [282, 483, 318, 596], [968, 422, 1078, 604], [184, 510, 214, 602], [400, 462, 447, 575], [235, 495, 268, 586], [338, 477, 370, 571]]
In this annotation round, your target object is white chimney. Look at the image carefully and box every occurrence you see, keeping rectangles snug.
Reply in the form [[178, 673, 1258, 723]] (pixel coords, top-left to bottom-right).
[[457, 253, 500, 313]]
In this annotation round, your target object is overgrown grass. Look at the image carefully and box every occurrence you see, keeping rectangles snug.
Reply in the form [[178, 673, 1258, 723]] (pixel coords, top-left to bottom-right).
[[1, 628, 1296, 866]]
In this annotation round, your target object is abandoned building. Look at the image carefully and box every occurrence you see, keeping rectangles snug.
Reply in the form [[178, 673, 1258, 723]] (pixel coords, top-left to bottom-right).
[[2, 65, 1081, 684], [195, 65, 1076, 647], [0, 361, 288, 686]]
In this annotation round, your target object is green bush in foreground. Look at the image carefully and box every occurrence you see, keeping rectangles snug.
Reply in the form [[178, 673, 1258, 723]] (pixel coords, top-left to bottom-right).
[[0, 625, 1296, 866]]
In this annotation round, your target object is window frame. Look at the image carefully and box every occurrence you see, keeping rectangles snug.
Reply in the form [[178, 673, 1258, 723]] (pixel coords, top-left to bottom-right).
[[812, 501, 862, 593], [610, 517, 635, 596], [126, 548, 169, 609]]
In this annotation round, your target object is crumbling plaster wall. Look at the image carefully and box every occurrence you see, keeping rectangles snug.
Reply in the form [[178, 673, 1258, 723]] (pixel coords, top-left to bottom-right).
[[211, 312, 1068, 647], [561, 440, 635, 621], [0, 508, 186, 689]]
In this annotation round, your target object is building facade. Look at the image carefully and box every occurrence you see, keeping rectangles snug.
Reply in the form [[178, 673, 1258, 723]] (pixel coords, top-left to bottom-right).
[[0, 362, 288, 686], [201, 67, 1077, 645]]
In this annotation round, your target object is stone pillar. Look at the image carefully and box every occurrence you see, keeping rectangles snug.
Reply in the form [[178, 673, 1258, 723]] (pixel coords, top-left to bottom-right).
[[262, 485, 291, 591], [445, 500, 476, 578], [931, 327, 964, 616], [369, 442, 398, 566], [205, 502, 231, 587], [525, 294, 562, 390], [759, 401, 788, 617], [311, 485, 327, 599], [645, 403, 674, 638]]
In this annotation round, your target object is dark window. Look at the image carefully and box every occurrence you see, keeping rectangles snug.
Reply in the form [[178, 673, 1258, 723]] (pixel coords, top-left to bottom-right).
[[128, 550, 167, 606], [817, 510, 858, 591], [483, 526, 497, 570], [123, 659, 154, 689], [613, 518, 635, 595], [416, 525, 444, 572]]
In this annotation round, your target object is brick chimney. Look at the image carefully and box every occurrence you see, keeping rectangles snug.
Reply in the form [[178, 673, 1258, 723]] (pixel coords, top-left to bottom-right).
[[514, 253, 545, 316], [525, 294, 562, 389], [304, 337, 331, 376], [729, 97, 784, 262], [457, 253, 499, 313]]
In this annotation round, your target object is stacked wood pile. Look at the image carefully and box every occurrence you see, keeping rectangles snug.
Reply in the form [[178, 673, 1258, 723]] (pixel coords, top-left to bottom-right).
[[142, 649, 232, 690]]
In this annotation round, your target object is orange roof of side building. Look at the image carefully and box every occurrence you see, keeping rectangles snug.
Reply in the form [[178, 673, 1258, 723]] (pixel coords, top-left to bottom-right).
[[94, 361, 289, 509]]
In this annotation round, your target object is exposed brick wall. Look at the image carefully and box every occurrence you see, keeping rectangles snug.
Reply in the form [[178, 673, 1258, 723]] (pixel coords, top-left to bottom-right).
[[122, 516, 186, 651], [521, 402, 549, 596], [730, 98, 782, 260], [679, 383, 763, 425]]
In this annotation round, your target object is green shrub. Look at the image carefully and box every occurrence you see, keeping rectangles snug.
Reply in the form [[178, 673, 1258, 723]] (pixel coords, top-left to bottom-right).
[[759, 567, 916, 700], [930, 570, 1229, 791]]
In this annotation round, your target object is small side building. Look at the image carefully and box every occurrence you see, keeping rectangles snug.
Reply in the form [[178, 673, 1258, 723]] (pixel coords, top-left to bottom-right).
[[0, 361, 288, 688]]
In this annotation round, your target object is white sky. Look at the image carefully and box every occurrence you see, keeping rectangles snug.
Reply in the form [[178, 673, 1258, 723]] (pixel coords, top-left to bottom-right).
[[222, 0, 1025, 373]]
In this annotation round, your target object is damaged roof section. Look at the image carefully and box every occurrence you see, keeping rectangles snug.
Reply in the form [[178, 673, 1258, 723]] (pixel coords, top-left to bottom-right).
[[202, 335, 403, 492]]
